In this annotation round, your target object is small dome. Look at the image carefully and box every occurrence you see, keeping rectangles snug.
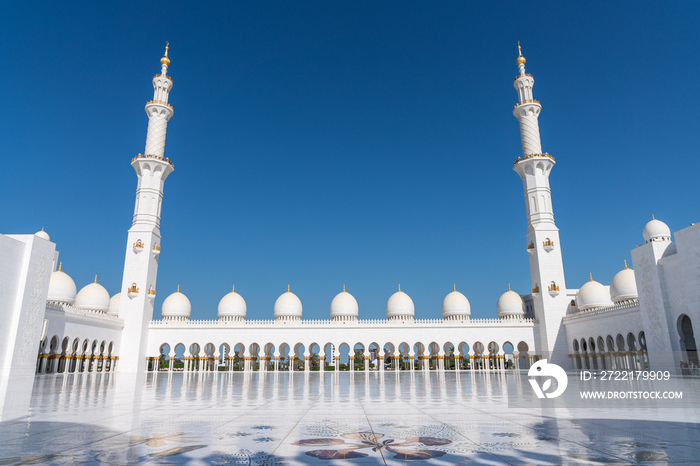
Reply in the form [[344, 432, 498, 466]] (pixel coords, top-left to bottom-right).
[[218, 286, 247, 319], [386, 286, 415, 319], [643, 217, 671, 243], [47, 264, 77, 304], [274, 286, 302, 319], [610, 262, 638, 303], [330, 286, 359, 319], [161, 287, 191, 319], [108, 293, 121, 317], [577, 275, 613, 311], [442, 286, 471, 319], [75, 277, 110, 312], [497, 286, 524, 318], [35, 228, 50, 241]]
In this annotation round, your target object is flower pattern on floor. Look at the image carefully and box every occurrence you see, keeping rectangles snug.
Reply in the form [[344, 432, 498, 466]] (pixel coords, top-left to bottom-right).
[[293, 431, 451, 460]]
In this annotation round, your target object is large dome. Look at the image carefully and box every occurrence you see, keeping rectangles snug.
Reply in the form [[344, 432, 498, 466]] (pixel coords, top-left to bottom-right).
[[330, 286, 359, 320], [610, 262, 638, 303], [386, 286, 414, 320], [75, 277, 110, 312], [161, 287, 192, 320], [442, 286, 471, 319], [108, 293, 121, 317], [34, 228, 50, 241], [218, 286, 247, 320], [497, 286, 524, 318], [643, 217, 671, 243], [47, 263, 77, 304], [577, 275, 612, 311], [274, 286, 302, 320]]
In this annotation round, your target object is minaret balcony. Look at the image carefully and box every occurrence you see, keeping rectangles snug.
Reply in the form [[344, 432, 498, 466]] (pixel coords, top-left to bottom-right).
[[513, 99, 540, 109], [512, 152, 555, 167], [147, 287, 156, 301], [526, 242, 535, 254], [532, 284, 540, 294], [543, 239, 555, 252], [145, 100, 173, 110], [152, 244, 161, 256], [132, 153, 174, 168], [133, 240, 144, 254]]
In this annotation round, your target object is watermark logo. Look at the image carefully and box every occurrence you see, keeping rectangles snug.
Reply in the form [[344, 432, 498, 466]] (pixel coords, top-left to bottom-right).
[[528, 359, 568, 398]]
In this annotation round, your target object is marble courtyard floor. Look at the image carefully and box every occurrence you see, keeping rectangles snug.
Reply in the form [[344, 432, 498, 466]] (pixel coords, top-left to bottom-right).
[[0, 371, 698, 465]]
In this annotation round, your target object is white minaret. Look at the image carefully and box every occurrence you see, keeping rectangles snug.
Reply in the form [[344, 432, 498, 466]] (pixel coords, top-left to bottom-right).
[[511, 44, 569, 366], [117, 44, 175, 372]]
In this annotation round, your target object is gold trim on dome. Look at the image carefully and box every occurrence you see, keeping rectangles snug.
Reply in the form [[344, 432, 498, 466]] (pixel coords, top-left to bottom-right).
[[160, 41, 170, 66]]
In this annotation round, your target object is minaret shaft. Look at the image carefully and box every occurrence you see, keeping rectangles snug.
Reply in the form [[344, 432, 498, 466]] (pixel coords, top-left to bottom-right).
[[511, 45, 569, 366], [118, 45, 174, 373]]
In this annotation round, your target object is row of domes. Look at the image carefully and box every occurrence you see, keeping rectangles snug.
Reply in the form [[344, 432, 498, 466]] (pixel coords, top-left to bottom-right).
[[159, 284, 527, 320], [47, 264, 121, 317], [576, 261, 638, 311]]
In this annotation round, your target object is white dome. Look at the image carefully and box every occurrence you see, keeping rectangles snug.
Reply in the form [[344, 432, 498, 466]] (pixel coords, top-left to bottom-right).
[[577, 275, 613, 311], [274, 287, 302, 319], [218, 287, 247, 319], [47, 264, 77, 304], [34, 229, 50, 241], [497, 287, 524, 318], [610, 262, 638, 303], [75, 278, 110, 312], [442, 287, 471, 318], [161, 287, 192, 319], [108, 293, 121, 317], [330, 286, 359, 319], [386, 287, 415, 319], [643, 217, 671, 243]]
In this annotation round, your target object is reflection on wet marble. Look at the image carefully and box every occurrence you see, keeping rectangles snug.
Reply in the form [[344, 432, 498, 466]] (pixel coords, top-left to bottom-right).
[[0, 371, 698, 465]]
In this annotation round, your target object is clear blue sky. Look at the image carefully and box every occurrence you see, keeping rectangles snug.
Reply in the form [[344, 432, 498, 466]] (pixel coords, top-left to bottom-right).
[[2, 2, 698, 321]]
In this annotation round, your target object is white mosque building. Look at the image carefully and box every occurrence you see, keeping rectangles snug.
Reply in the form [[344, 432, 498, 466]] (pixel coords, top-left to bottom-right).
[[1, 44, 697, 380]]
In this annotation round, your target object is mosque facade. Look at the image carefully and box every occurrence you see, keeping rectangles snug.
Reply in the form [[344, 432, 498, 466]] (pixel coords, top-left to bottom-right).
[[1, 45, 697, 380]]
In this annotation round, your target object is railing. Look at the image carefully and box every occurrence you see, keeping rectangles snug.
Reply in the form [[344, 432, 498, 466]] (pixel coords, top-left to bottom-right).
[[513, 99, 540, 109], [563, 299, 640, 322], [132, 153, 174, 168], [513, 152, 555, 167], [513, 73, 533, 82], [146, 100, 173, 110], [46, 302, 123, 323], [153, 73, 173, 82], [149, 316, 536, 326]]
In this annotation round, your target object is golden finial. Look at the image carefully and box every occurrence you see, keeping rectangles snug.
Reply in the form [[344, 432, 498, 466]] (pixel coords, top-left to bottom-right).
[[624, 260, 628, 270], [652, 214, 655, 220], [160, 41, 170, 66], [232, 284, 235, 293], [177, 284, 180, 293], [453, 284, 456, 292], [287, 284, 290, 293], [41, 227, 44, 231], [343, 284, 346, 292], [516, 41, 526, 66], [94, 275, 98, 284], [58, 262, 62, 271], [589, 273, 593, 282], [508, 283, 511, 291], [398, 284, 401, 292]]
